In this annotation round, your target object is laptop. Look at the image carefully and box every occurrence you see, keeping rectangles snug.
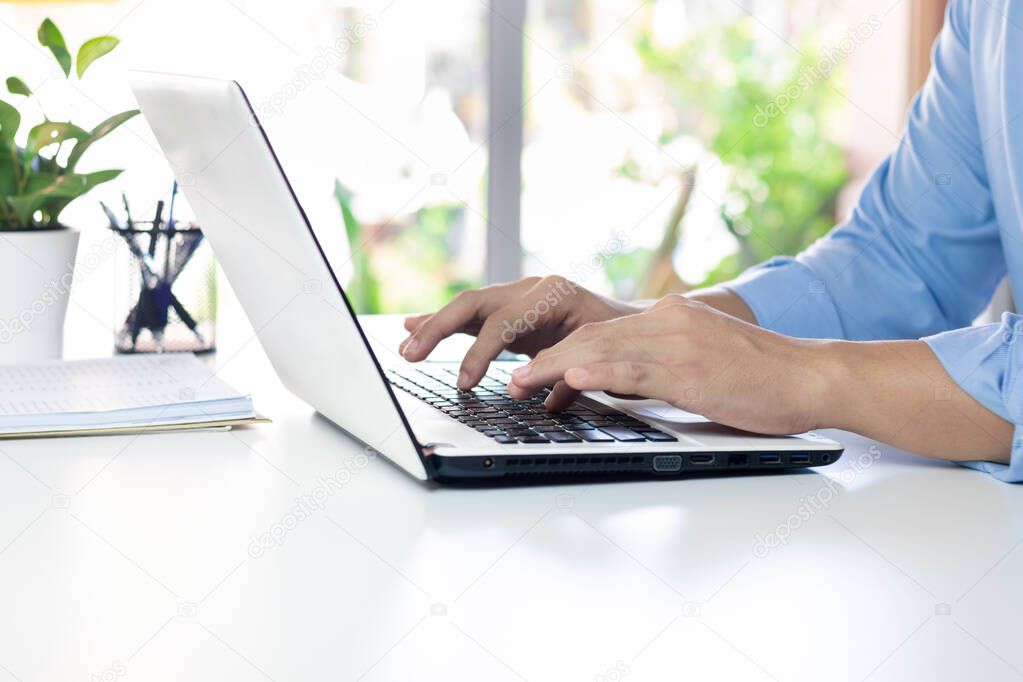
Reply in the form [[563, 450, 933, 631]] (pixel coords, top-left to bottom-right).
[[130, 73, 844, 482]]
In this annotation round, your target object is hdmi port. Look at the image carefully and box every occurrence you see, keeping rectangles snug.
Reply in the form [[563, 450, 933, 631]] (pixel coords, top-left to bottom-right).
[[759, 454, 781, 465], [690, 454, 715, 465]]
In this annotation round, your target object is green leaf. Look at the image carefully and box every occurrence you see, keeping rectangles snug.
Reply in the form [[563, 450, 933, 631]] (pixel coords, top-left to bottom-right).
[[0, 99, 20, 143], [0, 145, 15, 197], [7, 168, 121, 226], [24, 120, 88, 159], [37, 19, 71, 77], [65, 108, 139, 170], [76, 36, 120, 78], [5, 77, 31, 97], [334, 180, 358, 242]]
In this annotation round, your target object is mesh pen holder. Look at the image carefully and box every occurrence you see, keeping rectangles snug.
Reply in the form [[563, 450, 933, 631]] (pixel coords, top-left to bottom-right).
[[110, 220, 217, 354]]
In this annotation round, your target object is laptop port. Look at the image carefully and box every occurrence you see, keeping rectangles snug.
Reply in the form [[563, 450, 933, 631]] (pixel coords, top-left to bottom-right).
[[759, 454, 781, 465], [652, 455, 683, 472], [790, 454, 811, 465], [689, 454, 715, 465], [483, 458, 494, 469], [728, 453, 748, 467]]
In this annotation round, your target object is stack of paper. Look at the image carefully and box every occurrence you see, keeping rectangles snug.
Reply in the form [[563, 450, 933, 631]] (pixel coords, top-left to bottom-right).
[[0, 354, 262, 438]]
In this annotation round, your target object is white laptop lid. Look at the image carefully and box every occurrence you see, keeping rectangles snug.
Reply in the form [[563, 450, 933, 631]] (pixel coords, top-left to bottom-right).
[[130, 72, 428, 480]]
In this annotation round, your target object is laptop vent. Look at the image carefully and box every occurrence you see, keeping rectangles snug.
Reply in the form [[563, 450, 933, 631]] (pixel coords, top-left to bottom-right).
[[502, 456, 645, 475]]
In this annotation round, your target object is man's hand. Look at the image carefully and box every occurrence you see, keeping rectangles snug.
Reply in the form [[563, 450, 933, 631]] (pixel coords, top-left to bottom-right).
[[507, 295, 828, 433], [400, 276, 643, 390], [506, 293, 1013, 463]]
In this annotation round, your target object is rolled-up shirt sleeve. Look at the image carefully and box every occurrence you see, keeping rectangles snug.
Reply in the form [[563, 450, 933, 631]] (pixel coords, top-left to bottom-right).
[[723, 0, 1020, 480], [724, 256, 846, 340], [924, 315, 1023, 481]]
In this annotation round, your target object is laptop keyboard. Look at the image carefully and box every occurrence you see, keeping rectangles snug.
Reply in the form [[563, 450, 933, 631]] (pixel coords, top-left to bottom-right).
[[385, 366, 677, 445]]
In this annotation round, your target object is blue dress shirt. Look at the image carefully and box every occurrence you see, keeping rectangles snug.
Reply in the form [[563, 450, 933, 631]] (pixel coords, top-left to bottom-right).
[[724, 0, 1023, 481]]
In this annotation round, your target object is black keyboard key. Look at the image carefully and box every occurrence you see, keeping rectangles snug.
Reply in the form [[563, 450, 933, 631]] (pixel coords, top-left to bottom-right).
[[642, 431, 678, 442], [573, 429, 614, 442], [493, 435, 517, 444], [516, 435, 548, 443], [598, 426, 647, 442], [546, 431, 582, 443]]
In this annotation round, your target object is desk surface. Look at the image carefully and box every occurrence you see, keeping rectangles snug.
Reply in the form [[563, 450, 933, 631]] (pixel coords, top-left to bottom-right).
[[3, 316, 1022, 682]]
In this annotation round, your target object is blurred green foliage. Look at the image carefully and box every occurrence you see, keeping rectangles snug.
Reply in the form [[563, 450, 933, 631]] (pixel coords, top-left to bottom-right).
[[335, 180, 480, 314], [339, 17, 850, 312], [631, 18, 849, 289]]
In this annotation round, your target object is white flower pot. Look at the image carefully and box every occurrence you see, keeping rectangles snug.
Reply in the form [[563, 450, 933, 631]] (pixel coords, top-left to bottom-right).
[[0, 227, 81, 362]]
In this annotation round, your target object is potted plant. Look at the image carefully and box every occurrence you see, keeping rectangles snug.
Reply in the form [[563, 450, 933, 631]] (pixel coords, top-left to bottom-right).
[[0, 18, 138, 361]]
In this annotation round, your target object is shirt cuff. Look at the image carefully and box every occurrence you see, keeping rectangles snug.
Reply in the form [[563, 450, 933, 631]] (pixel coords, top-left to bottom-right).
[[723, 257, 846, 339], [923, 312, 1023, 483]]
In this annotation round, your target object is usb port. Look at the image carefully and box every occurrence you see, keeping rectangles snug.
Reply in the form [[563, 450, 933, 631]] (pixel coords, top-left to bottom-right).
[[689, 454, 715, 465], [790, 454, 811, 465], [759, 454, 781, 465]]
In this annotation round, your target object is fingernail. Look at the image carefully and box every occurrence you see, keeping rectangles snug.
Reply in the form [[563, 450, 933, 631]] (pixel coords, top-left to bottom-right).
[[457, 371, 470, 388], [403, 338, 419, 356], [512, 365, 531, 379]]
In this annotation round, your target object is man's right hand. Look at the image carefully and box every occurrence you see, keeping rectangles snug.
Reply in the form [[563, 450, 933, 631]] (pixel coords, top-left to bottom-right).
[[399, 276, 643, 391]]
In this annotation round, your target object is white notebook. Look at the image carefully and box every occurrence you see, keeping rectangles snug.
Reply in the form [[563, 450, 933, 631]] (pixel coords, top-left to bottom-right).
[[0, 354, 258, 436]]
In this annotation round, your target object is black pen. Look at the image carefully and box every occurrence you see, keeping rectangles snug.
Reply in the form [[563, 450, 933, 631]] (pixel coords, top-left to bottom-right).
[[149, 200, 164, 258], [99, 201, 123, 230], [121, 192, 134, 230], [165, 181, 178, 274]]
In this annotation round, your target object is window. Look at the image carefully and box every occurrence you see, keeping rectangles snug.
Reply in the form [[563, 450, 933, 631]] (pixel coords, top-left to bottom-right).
[[342, 0, 912, 311]]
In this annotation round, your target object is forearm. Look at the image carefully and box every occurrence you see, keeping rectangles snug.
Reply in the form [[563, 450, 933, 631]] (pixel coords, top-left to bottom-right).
[[813, 339, 1012, 463]]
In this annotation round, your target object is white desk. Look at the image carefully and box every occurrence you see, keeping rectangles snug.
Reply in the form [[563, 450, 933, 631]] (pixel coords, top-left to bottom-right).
[[2, 316, 1022, 682]]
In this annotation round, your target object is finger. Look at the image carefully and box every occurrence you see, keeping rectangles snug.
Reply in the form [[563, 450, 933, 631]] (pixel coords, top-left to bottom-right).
[[400, 314, 433, 354], [508, 340, 610, 391], [508, 312, 668, 390], [457, 287, 568, 388], [401, 292, 484, 362], [563, 362, 671, 402], [520, 308, 683, 384], [544, 380, 580, 412], [403, 314, 431, 332]]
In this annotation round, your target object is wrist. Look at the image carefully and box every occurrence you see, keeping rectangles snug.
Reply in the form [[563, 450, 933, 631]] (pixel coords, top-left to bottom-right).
[[686, 287, 758, 325], [804, 339, 858, 431]]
